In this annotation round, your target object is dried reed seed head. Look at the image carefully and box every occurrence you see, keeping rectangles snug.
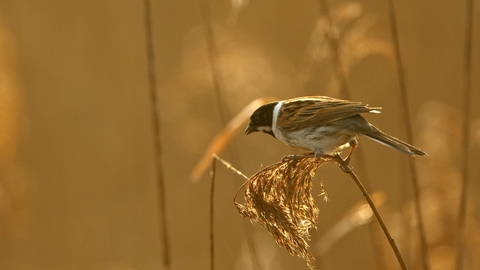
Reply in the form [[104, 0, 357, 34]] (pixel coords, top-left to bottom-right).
[[235, 155, 333, 269]]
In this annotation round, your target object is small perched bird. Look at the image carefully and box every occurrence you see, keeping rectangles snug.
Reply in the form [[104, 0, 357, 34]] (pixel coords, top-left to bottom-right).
[[245, 96, 427, 158]]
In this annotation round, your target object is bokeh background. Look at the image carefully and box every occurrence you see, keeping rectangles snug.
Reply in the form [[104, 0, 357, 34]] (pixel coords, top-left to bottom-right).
[[0, 0, 479, 269]]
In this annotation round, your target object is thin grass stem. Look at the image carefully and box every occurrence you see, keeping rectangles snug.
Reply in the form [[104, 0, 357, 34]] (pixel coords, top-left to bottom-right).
[[201, 4, 261, 269], [456, 0, 474, 268], [333, 155, 408, 270], [201, 1, 229, 125], [210, 157, 216, 270], [317, 0, 349, 99], [200, 1, 244, 172], [143, 0, 170, 267], [385, 1, 430, 268]]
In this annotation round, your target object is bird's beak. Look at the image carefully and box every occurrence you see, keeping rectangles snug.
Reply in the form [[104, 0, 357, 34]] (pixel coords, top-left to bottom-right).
[[244, 123, 255, 136]]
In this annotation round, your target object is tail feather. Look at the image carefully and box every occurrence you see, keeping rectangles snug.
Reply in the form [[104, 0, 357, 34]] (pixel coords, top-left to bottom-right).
[[364, 127, 427, 156]]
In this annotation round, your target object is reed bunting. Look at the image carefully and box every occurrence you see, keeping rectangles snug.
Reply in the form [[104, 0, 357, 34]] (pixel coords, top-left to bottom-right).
[[245, 96, 427, 159]]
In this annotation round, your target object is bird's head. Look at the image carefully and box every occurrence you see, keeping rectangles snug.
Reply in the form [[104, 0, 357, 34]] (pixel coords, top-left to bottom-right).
[[244, 102, 278, 138]]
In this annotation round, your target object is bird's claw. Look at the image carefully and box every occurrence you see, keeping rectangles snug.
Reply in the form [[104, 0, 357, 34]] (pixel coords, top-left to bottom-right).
[[339, 162, 352, 173], [334, 153, 353, 173]]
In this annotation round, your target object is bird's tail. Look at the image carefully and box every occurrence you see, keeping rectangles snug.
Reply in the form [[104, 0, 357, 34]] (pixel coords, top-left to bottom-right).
[[364, 126, 427, 156]]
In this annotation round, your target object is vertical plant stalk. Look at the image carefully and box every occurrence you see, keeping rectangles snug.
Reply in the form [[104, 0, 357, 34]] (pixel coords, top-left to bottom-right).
[[333, 155, 408, 270], [316, 1, 385, 268], [201, 3, 261, 269], [143, 0, 170, 267], [201, 0, 247, 181], [210, 158, 216, 270], [317, 0, 349, 99], [385, 1, 430, 269], [201, 1, 229, 125], [456, 0, 474, 268]]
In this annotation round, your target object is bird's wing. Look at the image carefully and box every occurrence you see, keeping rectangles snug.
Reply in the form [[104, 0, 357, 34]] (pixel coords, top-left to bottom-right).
[[277, 96, 381, 131]]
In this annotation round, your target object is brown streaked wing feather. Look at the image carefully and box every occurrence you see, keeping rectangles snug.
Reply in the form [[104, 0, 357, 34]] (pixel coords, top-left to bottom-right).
[[277, 96, 381, 131]]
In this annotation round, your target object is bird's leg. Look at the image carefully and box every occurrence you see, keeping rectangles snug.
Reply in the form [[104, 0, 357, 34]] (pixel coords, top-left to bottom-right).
[[333, 139, 358, 173], [343, 138, 358, 166]]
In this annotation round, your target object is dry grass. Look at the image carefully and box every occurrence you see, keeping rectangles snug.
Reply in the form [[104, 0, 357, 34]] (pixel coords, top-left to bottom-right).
[[385, 0, 430, 268], [218, 151, 408, 269], [456, 0, 475, 268], [233, 154, 332, 269], [300, 1, 392, 96], [143, 0, 170, 266]]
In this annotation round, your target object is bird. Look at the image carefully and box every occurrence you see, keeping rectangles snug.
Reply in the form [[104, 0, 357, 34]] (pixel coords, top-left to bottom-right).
[[244, 96, 427, 160]]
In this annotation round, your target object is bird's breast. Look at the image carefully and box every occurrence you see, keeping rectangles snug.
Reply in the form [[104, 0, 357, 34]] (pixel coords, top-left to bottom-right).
[[273, 124, 356, 155]]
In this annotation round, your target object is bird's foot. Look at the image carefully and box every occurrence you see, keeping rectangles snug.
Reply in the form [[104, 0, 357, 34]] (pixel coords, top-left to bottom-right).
[[334, 153, 353, 173], [344, 139, 357, 165]]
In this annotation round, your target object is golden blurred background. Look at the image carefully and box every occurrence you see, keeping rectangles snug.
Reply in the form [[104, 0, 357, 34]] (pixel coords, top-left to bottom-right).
[[0, 0, 479, 269]]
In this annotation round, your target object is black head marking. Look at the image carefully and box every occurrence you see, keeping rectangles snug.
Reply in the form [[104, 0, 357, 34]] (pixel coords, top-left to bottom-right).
[[245, 102, 278, 137]]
